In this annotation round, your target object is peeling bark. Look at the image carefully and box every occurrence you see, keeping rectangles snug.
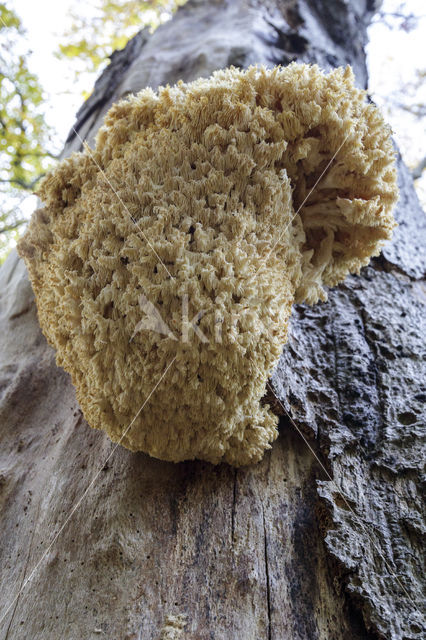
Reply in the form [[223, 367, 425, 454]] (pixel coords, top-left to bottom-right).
[[0, 1, 424, 638]]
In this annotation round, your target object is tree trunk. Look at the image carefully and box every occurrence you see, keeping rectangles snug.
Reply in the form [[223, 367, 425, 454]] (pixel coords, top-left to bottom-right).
[[0, 1, 424, 639]]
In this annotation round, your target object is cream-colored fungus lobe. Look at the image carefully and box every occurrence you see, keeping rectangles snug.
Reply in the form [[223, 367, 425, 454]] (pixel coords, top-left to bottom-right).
[[18, 64, 398, 466]]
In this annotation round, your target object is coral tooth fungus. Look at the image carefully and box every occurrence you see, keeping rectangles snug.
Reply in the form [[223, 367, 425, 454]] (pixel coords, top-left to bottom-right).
[[18, 64, 397, 465]]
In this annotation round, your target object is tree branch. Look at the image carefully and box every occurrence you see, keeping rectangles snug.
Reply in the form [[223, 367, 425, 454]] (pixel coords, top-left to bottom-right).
[[0, 173, 45, 190], [0, 218, 27, 235]]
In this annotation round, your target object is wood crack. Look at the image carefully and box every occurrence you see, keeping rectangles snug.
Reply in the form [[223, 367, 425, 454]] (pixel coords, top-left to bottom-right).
[[372, 255, 421, 281], [231, 467, 237, 546], [4, 499, 41, 639], [358, 303, 387, 456], [262, 506, 272, 640], [9, 304, 32, 320]]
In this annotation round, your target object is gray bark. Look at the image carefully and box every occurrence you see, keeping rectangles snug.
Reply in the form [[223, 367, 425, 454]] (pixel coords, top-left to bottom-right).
[[0, 1, 424, 639]]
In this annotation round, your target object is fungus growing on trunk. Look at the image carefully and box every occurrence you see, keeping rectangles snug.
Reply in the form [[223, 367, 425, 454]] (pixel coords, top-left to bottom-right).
[[18, 64, 398, 466]]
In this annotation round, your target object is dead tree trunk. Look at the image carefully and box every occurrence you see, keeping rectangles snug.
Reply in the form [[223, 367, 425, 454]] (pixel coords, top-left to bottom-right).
[[0, 1, 424, 638]]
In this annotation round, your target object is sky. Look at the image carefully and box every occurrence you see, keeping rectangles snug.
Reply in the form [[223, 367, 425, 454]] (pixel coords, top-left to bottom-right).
[[366, 0, 426, 203], [9, 0, 426, 216], [12, 1, 84, 134]]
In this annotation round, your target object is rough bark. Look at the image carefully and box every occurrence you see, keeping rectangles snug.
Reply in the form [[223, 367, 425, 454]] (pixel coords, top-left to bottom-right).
[[0, 1, 424, 639]]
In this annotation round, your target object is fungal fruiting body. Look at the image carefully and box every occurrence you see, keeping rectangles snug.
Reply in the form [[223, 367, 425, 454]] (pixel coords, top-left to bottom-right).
[[18, 64, 398, 466]]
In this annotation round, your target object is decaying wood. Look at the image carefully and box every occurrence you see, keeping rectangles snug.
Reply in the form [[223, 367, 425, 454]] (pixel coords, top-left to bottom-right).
[[0, 1, 424, 638]]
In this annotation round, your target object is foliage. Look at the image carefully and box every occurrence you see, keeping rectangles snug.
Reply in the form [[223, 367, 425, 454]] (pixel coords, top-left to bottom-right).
[[0, 0, 186, 263], [56, 0, 186, 77], [0, 3, 56, 260]]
